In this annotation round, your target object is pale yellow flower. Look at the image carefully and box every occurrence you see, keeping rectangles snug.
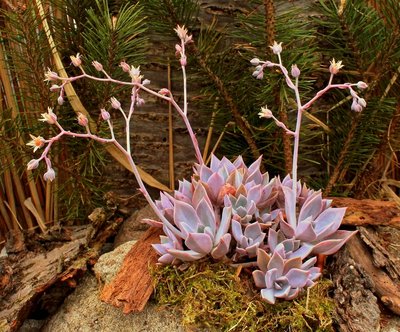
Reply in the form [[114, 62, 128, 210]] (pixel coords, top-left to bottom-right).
[[39, 107, 57, 125], [27, 134, 45, 152], [329, 58, 344, 75]]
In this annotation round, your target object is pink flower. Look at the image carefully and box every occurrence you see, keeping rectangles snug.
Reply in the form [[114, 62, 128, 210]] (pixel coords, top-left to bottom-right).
[[158, 88, 170, 96], [329, 59, 344, 75], [44, 68, 59, 82], [77, 112, 88, 126], [27, 159, 40, 170], [258, 106, 273, 119], [92, 61, 103, 71], [110, 97, 121, 109], [119, 61, 130, 72], [39, 107, 57, 125], [43, 168, 56, 182], [100, 108, 110, 121], [291, 64, 300, 78], [70, 53, 82, 67], [270, 41, 283, 55]]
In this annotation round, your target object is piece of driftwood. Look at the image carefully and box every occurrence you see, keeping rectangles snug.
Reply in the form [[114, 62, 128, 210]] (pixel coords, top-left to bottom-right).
[[331, 197, 400, 228], [100, 227, 163, 313], [0, 215, 123, 332]]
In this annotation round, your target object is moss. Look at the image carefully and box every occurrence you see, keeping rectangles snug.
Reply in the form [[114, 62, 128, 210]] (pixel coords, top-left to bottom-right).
[[152, 261, 336, 332]]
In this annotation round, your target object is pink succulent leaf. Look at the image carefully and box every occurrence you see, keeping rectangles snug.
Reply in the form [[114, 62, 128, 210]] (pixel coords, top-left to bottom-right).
[[282, 186, 296, 228], [192, 181, 209, 208], [167, 248, 206, 261], [195, 198, 216, 233], [266, 268, 278, 289], [244, 222, 264, 239], [311, 230, 357, 255], [231, 219, 243, 242], [209, 154, 221, 172], [257, 248, 270, 272], [247, 155, 263, 175], [295, 217, 317, 242], [279, 217, 295, 238], [285, 268, 310, 288], [301, 256, 317, 270], [252, 270, 267, 288], [205, 172, 225, 202], [199, 165, 213, 182], [267, 251, 284, 276], [282, 257, 303, 275], [260, 288, 276, 304], [274, 283, 291, 299], [232, 155, 245, 169], [211, 233, 231, 259], [177, 179, 193, 200], [247, 185, 262, 205], [174, 191, 192, 204], [173, 200, 201, 233], [285, 288, 300, 300], [287, 243, 313, 259], [268, 228, 278, 252], [185, 233, 213, 254], [245, 243, 260, 258], [158, 253, 176, 264], [203, 226, 214, 239], [220, 156, 236, 173], [215, 207, 232, 243], [298, 191, 323, 223], [142, 218, 163, 228], [313, 207, 346, 240]]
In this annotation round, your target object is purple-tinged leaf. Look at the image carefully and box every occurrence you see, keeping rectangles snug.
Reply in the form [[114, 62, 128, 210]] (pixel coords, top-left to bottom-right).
[[286, 268, 310, 288], [185, 233, 213, 254], [313, 207, 346, 240], [287, 243, 314, 260], [215, 206, 232, 243], [210, 154, 221, 172], [282, 186, 296, 228], [311, 230, 357, 255], [231, 219, 243, 242], [206, 173, 225, 202], [298, 191, 323, 222], [167, 248, 206, 261], [279, 218, 295, 238], [192, 182, 209, 208], [285, 287, 300, 300], [244, 222, 263, 239], [257, 248, 270, 272], [282, 257, 302, 275], [274, 283, 291, 298], [260, 288, 276, 304], [247, 185, 262, 205], [211, 233, 231, 259], [265, 268, 278, 288], [252, 270, 266, 288], [295, 218, 317, 242], [301, 256, 317, 270], [158, 253, 175, 264], [267, 251, 284, 276], [268, 228, 278, 252], [196, 198, 216, 233], [199, 165, 213, 182], [173, 200, 200, 233]]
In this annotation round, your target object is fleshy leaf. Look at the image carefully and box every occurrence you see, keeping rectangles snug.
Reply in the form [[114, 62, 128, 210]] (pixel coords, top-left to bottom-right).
[[286, 268, 310, 288], [185, 233, 213, 254], [252, 270, 267, 288], [311, 230, 357, 255]]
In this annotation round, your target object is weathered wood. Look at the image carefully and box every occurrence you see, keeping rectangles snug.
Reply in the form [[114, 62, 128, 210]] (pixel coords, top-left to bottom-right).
[[100, 227, 163, 313], [331, 197, 400, 228]]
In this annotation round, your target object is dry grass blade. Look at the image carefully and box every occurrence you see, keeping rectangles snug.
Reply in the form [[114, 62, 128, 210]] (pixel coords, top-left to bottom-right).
[[24, 197, 47, 233]]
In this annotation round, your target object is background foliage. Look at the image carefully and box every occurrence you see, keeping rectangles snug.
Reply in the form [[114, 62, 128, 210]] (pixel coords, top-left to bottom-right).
[[0, 0, 399, 243]]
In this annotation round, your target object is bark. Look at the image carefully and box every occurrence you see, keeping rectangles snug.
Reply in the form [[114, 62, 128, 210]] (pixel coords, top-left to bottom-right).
[[100, 227, 163, 313]]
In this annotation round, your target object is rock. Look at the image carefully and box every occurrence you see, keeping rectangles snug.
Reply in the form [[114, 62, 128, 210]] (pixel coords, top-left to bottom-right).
[[113, 205, 158, 247], [93, 240, 137, 286], [42, 234, 183, 331]]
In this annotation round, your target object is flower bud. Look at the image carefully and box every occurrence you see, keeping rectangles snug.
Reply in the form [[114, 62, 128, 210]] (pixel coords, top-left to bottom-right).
[[27, 159, 40, 170], [92, 61, 103, 71], [158, 88, 170, 95], [250, 58, 260, 66], [77, 112, 88, 126], [110, 97, 121, 109], [70, 53, 82, 67], [100, 108, 110, 121], [256, 71, 264, 80], [351, 99, 363, 112], [50, 84, 61, 92], [43, 168, 56, 182], [291, 64, 300, 78], [44, 68, 59, 82], [142, 79, 151, 85], [357, 81, 368, 89], [136, 98, 145, 106], [180, 55, 187, 67], [175, 44, 182, 55], [119, 61, 130, 72], [357, 98, 367, 108], [57, 96, 64, 105]]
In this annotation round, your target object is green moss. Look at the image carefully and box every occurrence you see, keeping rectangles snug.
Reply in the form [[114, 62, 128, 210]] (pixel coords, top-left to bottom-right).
[[152, 261, 336, 332]]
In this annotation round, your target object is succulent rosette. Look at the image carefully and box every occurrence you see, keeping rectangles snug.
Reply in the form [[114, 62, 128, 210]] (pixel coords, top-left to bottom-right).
[[252, 248, 321, 304]]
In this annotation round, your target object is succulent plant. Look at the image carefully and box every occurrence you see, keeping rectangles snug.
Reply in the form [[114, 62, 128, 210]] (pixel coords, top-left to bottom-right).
[[278, 188, 357, 255], [252, 248, 321, 304], [152, 181, 232, 262], [231, 220, 266, 259]]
